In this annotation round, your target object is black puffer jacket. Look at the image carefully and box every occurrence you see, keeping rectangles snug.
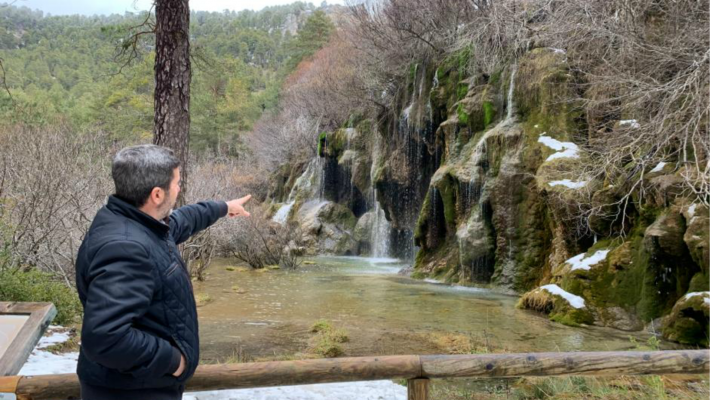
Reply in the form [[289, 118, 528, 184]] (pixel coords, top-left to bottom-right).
[[75, 195, 227, 393]]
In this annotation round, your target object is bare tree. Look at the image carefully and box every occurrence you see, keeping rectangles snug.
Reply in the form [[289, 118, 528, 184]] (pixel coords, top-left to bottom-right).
[[539, 0, 710, 235], [215, 206, 305, 270], [0, 125, 112, 285]]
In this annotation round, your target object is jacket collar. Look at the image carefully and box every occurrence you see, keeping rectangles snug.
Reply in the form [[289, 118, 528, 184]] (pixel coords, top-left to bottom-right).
[[106, 195, 170, 236]]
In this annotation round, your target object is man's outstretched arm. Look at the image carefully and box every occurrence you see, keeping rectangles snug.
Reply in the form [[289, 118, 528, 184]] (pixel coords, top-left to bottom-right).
[[169, 195, 251, 244]]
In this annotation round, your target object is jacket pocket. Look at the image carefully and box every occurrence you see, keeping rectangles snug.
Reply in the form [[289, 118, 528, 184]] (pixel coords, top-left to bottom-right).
[[165, 262, 180, 277], [169, 334, 191, 382]]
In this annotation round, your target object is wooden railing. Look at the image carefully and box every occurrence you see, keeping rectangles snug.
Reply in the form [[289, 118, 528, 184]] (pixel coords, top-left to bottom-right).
[[0, 350, 708, 400]]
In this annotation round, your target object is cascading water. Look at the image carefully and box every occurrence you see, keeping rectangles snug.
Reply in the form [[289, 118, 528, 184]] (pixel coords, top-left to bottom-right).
[[272, 201, 295, 224], [370, 189, 392, 258], [460, 64, 518, 282], [368, 130, 393, 258], [272, 157, 325, 225], [505, 63, 518, 121]]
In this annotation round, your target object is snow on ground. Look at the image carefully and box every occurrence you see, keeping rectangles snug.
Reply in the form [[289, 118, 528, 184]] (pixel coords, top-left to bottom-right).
[[687, 203, 698, 217], [619, 119, 640, 129], [18, 327, 406, 400], [184, 381, 406, 400], [537, 135, 579, 161], [540, 284, 586, 309], [19, 327, 78, 376], [548, 179, 588, 189], [650, 162, 666, 173], [565, 250, 610, 271], [683, 291, 710, 307]]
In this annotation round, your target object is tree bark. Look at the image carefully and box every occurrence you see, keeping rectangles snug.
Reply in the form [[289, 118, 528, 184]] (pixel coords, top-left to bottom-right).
[[154, 0, 190, 205]]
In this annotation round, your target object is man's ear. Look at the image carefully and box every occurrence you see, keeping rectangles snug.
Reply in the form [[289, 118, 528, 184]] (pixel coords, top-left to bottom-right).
[[149, 187, 164, 205]]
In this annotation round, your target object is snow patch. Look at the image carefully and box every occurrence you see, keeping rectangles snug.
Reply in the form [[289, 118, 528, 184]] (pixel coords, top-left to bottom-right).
[[549, 179, 588, 189], [549, 48, 566, 54], [683, 291, 710, 307], [184, 381, 406, 400], [566, 250, 610, 271], [619, 119, 641, 128], [650, 162, 666, 173], [687, 203, 698, 217], [19, 329, 78, 376], [540, 284, 586, 309], [538, 136, 579, 161]]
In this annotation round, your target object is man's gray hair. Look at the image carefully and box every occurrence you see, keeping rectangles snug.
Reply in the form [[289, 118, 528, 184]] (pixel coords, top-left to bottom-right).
[[112, 144, 180, 207]]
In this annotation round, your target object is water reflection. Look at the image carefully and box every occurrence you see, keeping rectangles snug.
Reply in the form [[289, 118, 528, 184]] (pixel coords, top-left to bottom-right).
[[196, 256, 674, 362]]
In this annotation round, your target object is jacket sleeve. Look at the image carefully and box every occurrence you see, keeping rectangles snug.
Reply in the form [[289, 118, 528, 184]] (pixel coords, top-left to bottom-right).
[[80, 240, 178, 378], [169, 201, 228, 245]]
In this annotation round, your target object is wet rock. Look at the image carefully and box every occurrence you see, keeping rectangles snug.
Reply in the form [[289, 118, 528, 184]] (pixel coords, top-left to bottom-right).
[[662, 292, 710, 346], [682, 202, 709, 290], [296, 200, 357, 255]]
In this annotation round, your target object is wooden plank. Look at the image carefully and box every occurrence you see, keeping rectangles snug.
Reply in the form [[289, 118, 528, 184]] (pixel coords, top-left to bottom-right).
[[421, 350, 710, 378], [7, 355, 422, 399], [187, 355, 422, 391], [3, 350, 708, 400], [407, 378, 429, 400], [0, 302, 57, 376]]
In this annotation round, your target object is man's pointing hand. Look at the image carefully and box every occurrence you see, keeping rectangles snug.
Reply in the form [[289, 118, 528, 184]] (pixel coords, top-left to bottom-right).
[[227, 195, 252, 217]]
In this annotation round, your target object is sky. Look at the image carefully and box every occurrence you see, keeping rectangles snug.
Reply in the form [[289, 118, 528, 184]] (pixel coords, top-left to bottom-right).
[[10, 0, 345, 16]]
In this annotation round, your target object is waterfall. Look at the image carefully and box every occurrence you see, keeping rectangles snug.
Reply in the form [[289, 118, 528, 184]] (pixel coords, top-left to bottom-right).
[[272, 155, 326, 225], [370, 189, 392, 258], [505, 63, 518, 121], [272, 201, 295, 224]]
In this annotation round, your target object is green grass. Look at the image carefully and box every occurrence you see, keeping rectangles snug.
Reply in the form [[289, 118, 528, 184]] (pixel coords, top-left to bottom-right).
[[308, 319, 350, 358], [0, 268, 82, 325], [430, 375, 710, 400]]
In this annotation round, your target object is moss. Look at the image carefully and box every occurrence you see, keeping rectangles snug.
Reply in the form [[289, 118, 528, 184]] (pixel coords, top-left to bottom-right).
[[457, 102, 469, 126], [488, 69, 502, 86], [310, 319, 333, 333], [409, 63, 418, 86], [457, 82, 469, 100], [482, 101, 495, 127], [308, 319, 350, 358], [688, 272, 710, 292], [518, 287, 594, 326], [434, 173, 458, 232], [317, 131, 328, 156], [662, 293, 710, 346]]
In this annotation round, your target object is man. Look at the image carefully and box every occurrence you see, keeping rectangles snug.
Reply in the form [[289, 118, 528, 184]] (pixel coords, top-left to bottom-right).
[[75, 145, 251, 399]]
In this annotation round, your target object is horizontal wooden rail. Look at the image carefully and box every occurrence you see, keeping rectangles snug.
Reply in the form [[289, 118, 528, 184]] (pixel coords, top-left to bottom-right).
[[0, 350, 708, 400]]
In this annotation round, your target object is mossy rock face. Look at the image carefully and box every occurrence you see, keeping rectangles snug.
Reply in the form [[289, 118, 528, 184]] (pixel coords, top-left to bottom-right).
[[644, 209, 688, 258], [455, 84, 500, 134], [550, 205, 701, 331], [683, 202, 709, 286], [296, 200, 357, 255], [662, 292, 710, 346], [267, 161, 307, 203], [413, 239, 461, 284], [514, 48, 576, 123], [517, 285, 594, 327]]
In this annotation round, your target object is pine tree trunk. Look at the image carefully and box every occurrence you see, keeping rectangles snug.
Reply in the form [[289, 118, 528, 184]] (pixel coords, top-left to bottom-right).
[[154, 0, 190, 204]]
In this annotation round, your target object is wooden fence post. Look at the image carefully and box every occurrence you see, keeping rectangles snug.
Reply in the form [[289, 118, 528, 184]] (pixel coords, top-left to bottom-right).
[[407, 378, 429, 400]]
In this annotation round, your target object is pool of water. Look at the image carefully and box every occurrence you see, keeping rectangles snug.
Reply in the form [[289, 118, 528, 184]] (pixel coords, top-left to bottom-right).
[[195, 256, 672, 362]]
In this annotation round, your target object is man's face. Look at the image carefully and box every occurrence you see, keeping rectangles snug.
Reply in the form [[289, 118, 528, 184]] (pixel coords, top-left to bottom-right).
[[158, 168, 181, 219]]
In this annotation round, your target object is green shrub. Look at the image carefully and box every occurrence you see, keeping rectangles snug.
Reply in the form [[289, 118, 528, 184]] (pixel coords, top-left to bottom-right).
[[0, 268, 82, 325]]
